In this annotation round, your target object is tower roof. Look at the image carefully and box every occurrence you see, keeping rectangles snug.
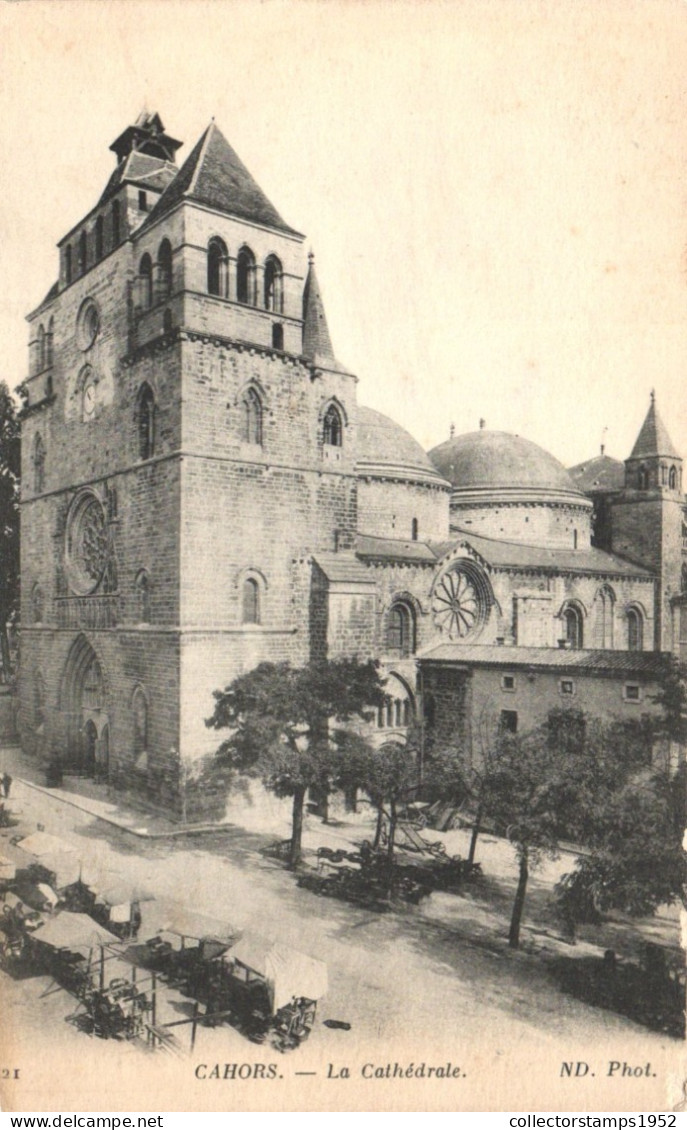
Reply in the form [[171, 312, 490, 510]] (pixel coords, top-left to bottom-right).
[[302, 253, 338, 368], [109, 110, 182, 165], [139, 121, 301, 237], [628, 393, 680, 460]]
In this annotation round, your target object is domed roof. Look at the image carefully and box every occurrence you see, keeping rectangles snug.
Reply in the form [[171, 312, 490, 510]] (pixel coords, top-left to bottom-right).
[[428, 430, 587, 502], [356, 407, 450, 486]]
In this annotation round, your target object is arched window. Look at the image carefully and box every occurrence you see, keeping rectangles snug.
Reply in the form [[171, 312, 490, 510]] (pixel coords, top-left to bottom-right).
[[638, 465, 648, 490], [157, 239, 173, 300], [272, 323, 284, 350], [139, 253, 153, 309], [207, 237, 228, 297], [78, 230, 87, 276], [32, 583, 44, 625], [46, 317, 54, 368], [65, 245, 72, 285], [242, 388, 263, 445], [37, 325, 45, 372], [95, 215, 104, 262], [682, 563, 687, 592], [33, 434, 45, 493], [669, 465, 677, 490], [563, 605, 583, 649], [82, 657, 103, 710], [323, 404, 343, 447], [242, 577, 260, 624], [111, 200, 120, 247], [34, 671, 45, 730], [137, 383, 155, 460], [236, 246, 256, 305], [264, 255, 283, 312], [132, 686, 148, 767], [627, 607, 643, 652], [135, 570, 151, 623], [386, 601, 416, 657], [411, 518, 419, 541]]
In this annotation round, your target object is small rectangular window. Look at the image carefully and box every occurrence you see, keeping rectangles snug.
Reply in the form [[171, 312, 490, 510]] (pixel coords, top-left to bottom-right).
[[500, 710, 518, 734], [560, 679, 575, 696], [138, 191, 148, 212], [624, 683, 641, 702], [501, 674, 516, 692]]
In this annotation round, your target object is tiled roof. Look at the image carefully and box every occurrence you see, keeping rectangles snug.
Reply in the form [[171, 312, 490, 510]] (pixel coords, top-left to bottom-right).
[[356, 535, 439, 564], [568, 453, 625, 494], [97, 151, 177, 207], [313, 553, 374, 584], [445, 530, 653, 578], [420, 644, 668, 676], [629, 395, 679, 460], [138, 122, 301, 237]]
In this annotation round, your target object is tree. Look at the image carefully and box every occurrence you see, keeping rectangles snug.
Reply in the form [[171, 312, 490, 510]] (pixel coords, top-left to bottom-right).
[[483, 716, 593, 948], [206, 658, 385, 867], [0, 383, 20, 681]]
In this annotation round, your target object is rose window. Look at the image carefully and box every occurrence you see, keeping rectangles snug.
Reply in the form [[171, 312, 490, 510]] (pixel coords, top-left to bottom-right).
[[432, 564, 489, 639], [66, 494, 108, 595]]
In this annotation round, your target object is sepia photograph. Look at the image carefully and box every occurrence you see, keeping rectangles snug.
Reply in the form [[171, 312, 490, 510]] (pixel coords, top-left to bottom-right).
[[0, 0, 685, 1113]]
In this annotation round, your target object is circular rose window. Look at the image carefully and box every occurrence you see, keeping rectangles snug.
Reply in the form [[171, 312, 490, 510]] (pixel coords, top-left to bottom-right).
[[432, 564, 488, 640], [66, 493, 108, 595]]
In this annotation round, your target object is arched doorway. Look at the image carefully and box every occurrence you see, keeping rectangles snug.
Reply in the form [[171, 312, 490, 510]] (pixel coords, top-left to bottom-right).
[[59, 635, 109, 777]]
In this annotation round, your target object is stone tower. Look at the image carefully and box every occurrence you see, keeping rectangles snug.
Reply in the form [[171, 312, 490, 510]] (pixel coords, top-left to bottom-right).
[[610, 393, 684, 651], [19, 113, 359, 815]]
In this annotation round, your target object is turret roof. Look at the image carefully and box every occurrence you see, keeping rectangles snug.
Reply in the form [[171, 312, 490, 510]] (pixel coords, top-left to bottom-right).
[[628, 393, 680, 460], [138, 121, 301, 237], [302, 253, 338, 368]]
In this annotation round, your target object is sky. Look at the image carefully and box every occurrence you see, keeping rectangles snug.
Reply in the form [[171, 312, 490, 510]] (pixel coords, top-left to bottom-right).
[[1, 0, 687, 468]]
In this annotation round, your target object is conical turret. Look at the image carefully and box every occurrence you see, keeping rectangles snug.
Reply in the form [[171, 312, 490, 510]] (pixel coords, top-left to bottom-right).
[[302, 253, 338, 368]]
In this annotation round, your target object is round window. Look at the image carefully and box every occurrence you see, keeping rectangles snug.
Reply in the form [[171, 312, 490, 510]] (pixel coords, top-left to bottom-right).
[[76, 299, 100, 351], [432, 563, 490, 640], [66, 493, 108, 595]]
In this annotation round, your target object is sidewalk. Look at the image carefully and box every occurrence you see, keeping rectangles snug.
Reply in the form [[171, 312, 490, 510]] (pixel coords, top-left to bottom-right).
[[0, 741, 236, 839]]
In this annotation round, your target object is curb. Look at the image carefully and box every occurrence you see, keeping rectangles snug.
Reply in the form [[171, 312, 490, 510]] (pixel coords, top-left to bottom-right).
[[15, 775, 238, 840]]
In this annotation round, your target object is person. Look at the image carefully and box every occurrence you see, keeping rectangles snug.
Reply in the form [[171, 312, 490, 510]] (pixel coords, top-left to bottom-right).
[[130, 901, 142, 941], [1, 773, 11, 799]]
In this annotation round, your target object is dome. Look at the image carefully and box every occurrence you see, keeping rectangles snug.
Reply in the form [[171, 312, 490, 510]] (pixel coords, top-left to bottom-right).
[[428, 430, 587, 503], [357, 406, 449, 486]]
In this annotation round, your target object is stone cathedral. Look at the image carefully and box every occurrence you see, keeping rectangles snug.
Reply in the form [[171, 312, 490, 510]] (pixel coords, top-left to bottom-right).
[[18, 112, 687, 815]]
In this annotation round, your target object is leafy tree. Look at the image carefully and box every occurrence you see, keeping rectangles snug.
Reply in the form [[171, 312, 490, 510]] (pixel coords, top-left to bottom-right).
[[206, 658, 384, 867], [0, 383, 20, 680]]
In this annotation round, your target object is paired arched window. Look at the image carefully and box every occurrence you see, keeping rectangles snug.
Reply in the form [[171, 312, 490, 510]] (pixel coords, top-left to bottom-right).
[[236, 246, 256, 305], [139, 253, 153, 309], [242, 388, 263, 445], [563, 604, 583, 649], [627, 607, 643, 652], [33, 434, 45, 493], [157, 239, 173, 300], [386, 601, 416, 658], [264, 255, 283, 312], [95, 216, 104, 262], [137, 383, 155, 460], [207, 237, 228, 297], [78, 230, 87, 276], [323, 404, 343, 447], [376, 674, 415, 729], [111, 200, 120, 247], [242, 577, 260, 625]]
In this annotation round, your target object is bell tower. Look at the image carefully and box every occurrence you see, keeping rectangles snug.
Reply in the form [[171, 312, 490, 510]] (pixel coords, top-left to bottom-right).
[[610, 393, 684, 650]]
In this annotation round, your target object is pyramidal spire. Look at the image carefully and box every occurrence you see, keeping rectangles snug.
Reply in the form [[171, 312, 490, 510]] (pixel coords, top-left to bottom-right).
[[302, 252, 337, 367], [629, 391, 679, 460]]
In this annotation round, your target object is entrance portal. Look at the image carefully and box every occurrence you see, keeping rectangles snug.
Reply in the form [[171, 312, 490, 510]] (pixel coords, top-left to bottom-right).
[[59, 635, 108, 777]]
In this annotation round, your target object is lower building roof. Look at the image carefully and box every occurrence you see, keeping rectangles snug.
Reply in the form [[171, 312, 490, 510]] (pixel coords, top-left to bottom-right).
[[419, 644, 668, 677]]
